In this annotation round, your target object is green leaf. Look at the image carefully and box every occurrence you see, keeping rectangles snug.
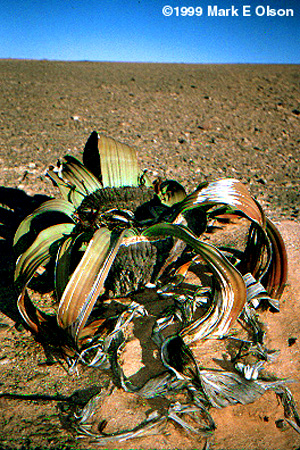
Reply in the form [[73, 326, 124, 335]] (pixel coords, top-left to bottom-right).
[[155, 179, 187, 207], [62, 155, 103, 194], [13, 199, 76, 251], [14, 223, 75, 289], [143, 223, 247, 343], [98, 134, 140, 187], [47, 156, 102, 208], [54, 234, 84, 300], [54, 231, 92, 301], [47, 166, 85, 208]]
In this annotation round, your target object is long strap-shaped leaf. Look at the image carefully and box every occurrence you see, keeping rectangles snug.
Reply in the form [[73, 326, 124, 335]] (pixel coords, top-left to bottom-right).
[[13, 199, 76, 250], [143, 223, 247, 344], [175, 179, 266, 227], [62, 155, 103, 194], [173, 179, 279, 296], [57, 227, 111, 337], [47, 166, 86, 208], [14, 223, 75, 289], [55, 233, 87, 300], [17, 287, 58, 335], [98, 134, 140, 187], [262, 218, 288, 299], [47, 156, 102, 208], [57, 227, 139, 345]]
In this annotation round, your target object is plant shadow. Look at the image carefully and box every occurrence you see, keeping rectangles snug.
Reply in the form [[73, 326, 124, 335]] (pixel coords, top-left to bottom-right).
[[0, 186, 50, 323]]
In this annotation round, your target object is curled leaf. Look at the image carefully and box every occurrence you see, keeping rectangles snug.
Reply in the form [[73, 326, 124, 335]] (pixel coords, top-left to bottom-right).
[[143, 223, 247, 343], [176, 179, 265, 227], [14, 223, 75, 289], [13, 199, 76, 255], [262, 218, 288, 299]]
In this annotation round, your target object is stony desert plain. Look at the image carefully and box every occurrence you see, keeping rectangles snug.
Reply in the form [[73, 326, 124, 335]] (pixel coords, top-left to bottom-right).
[[0, 60, 299, 449]]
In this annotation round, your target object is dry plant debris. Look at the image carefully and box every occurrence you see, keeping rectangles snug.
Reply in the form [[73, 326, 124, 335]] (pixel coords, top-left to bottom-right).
[[12, 131, 299, 445]]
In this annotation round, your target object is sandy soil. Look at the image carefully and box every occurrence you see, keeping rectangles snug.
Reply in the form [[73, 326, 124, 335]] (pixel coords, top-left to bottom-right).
[[0, 60, 299, 449]]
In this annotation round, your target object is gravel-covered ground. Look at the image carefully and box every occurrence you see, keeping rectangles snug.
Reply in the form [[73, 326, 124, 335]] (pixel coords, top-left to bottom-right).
[[0, 60, 299, 449]]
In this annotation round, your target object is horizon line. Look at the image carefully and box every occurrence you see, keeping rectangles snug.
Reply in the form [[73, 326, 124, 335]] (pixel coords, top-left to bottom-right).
[[1, 57, 299, 65]]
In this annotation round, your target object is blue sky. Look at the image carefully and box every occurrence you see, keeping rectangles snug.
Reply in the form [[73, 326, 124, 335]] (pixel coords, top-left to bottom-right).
[[0, 0, 299, 63]]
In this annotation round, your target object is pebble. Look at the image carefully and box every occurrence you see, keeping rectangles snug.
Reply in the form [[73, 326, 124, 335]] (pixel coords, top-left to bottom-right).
[[257, 177, 267, 185]]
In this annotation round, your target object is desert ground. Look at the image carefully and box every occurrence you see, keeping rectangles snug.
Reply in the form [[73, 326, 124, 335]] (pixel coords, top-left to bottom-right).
[[0, 60, 299, 449]]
